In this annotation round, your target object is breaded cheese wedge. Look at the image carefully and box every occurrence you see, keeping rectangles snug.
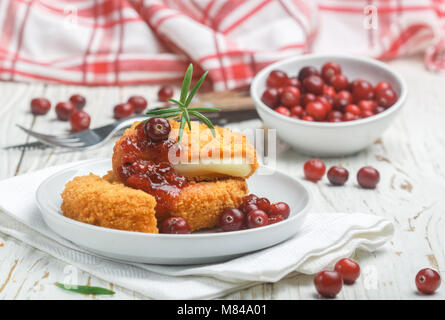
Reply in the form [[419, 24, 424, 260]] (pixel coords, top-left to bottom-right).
[[103, 172, 248, 232], [112, 120, 258, 181], [61, 174, 158, 233]]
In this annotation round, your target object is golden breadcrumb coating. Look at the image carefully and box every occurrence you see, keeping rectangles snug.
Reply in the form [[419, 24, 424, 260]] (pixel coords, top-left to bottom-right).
[[61, 174, 158, 233], [101, 172, 248, 232]]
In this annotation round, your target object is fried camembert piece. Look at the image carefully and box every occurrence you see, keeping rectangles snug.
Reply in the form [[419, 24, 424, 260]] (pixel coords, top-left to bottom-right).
[[61, 174, 158, 233], [112, 120, 258, 182]]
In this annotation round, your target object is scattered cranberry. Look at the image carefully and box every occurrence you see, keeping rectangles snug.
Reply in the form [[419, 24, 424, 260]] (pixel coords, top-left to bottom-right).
[[275, 106, 291, 117], [219, 208, 245, 232], [280, 86, 300, 107], [352, 79, 374, 101], [306, 101, 327, 121], [321, 61, 341, 82], [334, 258, 360, 284], [330, 74, 349, 92], [30, 98, 51, 115], [144, 117, 171, 142], [304, 158, 326, 182], [327, 166, 349, 186], [268, 202, 290, 219], [314, 270, 343, 298], [158, 85, 174, 102], [290, 105, 304, 118], [247, 210, 269, 229], [69, 110, 91, 132], [128, 96, 148, 114], [303, 75, 324, 95], [357, 166, 380, 189], [256, 198, 270, 212], [161, 217, 191, 234], [268, 215, 285, 225], [261, 87, 280, 108], [69, 94, 86, 110], [114, 103, 134, 120], [266, 70, 288, 88], [55, 101, 75, 121], [415, 268, 441, 294], [298, 66, 319, 82], [376, 88, 397, 108]]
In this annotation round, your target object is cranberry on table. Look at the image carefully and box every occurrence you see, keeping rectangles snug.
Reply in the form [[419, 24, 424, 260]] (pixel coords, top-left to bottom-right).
[[55, 101, 75, 121], [268, 202, 290, 219], [30, 98, 51, 115], [261, 87, 280, 108], [314, 270, 343, 298], [158, 85, 174, 102], [334, 90, 353, 111], [298, 66, 319, 82], [256, 197, 270, 212], [415, 268, 441, 294], [352, 79, 374, 101], [128, 96, 147, 114], [306, 101, 327, 121], [357, 166, 380, 189], [330, 74, 349, 92], [266, 70, 288, 88], [321, 61, 342, 82], [327, 166, 349, 186], [144, 117, 171, 142], [376, 88, 397, 108], [345, 104, 361, 116], [114, 103, 134, 120], [268, 215, 285, 225], [274, 106, 290, 117], [334, 258, 360, 284], [304, 158, 326, 182], [290, 105, 304, 118], [303, 75, 324, 95], [161, 217, 191, 234], [280, 86, 300, 107], [247, 210, 269, 229], [69, 94, 86, 110], [219, 208, 245, 232], [69, 110, 91, 132]]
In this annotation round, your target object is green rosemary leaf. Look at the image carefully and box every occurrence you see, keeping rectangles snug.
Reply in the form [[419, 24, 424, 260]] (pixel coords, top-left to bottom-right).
[[180, 64, 193, 104], [189, 110, 216, 137], [188, 107, 221, 112], [177, 116, 186, 143], [185, 71, 208, 108], [183, 108, 192, 130], [55, 282, 115, 295], [167, 98, 186, 109], [146, 107, 182, 115]]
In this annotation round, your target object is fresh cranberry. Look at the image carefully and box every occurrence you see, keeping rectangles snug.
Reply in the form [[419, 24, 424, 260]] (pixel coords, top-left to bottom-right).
[[298, 66, 320, 82], [343, 112, 357, 122], [301, 93, 317, 107], [144, 117, 171, 141], [284, 77, 301, 89], [303, 75, 324, 95], [240, 203, 258, 214], [334, 258, 360, 284], [275, 106, 291, 117], [280, 86, 300, 107], [161, 217, 191, 234], [358, 100, 376, 113], [323, 85, 336, 99], [261, 87, 280, 108], [375, 81, 392, 93], [376, 88, 397, 108], [114, 103, 134, 120], [128, 96, 148, 114], [158, 85, 174, 102], [266, 70, 288, 88], [327, 110, 343, 121], [321, 61, 342, 82], [242, 194, 258, 206], [334, 90, 353, 111], [330, 74, 349, 92], [327, 166, 349, 186], [361, 110, 374, 118], [219, 208, 245, 232], [69, 110, 90, 132], [306, 101, 327, 121], [304, 159, 326, 182], [314, 271, 343, 298], [30, 98, 51, 115], [352, 79, 374, 101], [247, 210, 269, 229], [302, 115, 315, 121], [55, 101, 75, 121], [329, 117, 343, 123], [345, 104, 361, 116], [256, 198, 270, 212], [268, 215, 285, 225], [415, 268, 441, 294], [290, 105, 304, 118], [69, 94, 86, 110], [357, 166, 380, 189], [374, 105, 386, 114], [316, 96, 332, 113], [268, 202, 290, 219]]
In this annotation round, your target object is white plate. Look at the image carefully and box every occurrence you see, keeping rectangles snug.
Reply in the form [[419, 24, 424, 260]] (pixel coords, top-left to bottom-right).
[[36, 159, 312, 265]]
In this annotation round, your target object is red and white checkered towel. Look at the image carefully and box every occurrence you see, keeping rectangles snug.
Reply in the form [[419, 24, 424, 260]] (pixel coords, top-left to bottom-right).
[[0, 0, 444, 90]]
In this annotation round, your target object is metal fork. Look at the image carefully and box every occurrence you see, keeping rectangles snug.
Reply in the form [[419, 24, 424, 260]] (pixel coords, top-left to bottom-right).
[[16, 115, 148, 150]]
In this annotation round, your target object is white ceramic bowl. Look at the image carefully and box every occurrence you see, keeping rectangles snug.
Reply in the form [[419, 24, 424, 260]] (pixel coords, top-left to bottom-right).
[[250, 54, 407, 157]]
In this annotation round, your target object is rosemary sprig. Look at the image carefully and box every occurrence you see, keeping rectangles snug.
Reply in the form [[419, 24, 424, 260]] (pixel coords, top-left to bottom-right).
[[146, 64, 220, 143], [55, 282, 115, 295]]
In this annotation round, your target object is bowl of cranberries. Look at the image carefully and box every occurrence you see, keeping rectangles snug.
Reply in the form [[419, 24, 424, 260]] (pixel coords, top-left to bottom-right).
[[250, 54, 407, 156]]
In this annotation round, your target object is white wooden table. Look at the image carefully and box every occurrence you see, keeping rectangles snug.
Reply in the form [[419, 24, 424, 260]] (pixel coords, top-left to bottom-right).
[[0, 56, 444, 300]]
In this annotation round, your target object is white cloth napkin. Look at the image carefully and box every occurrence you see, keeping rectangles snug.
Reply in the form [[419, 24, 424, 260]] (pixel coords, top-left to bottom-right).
[[0, 161, 394, 299]]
